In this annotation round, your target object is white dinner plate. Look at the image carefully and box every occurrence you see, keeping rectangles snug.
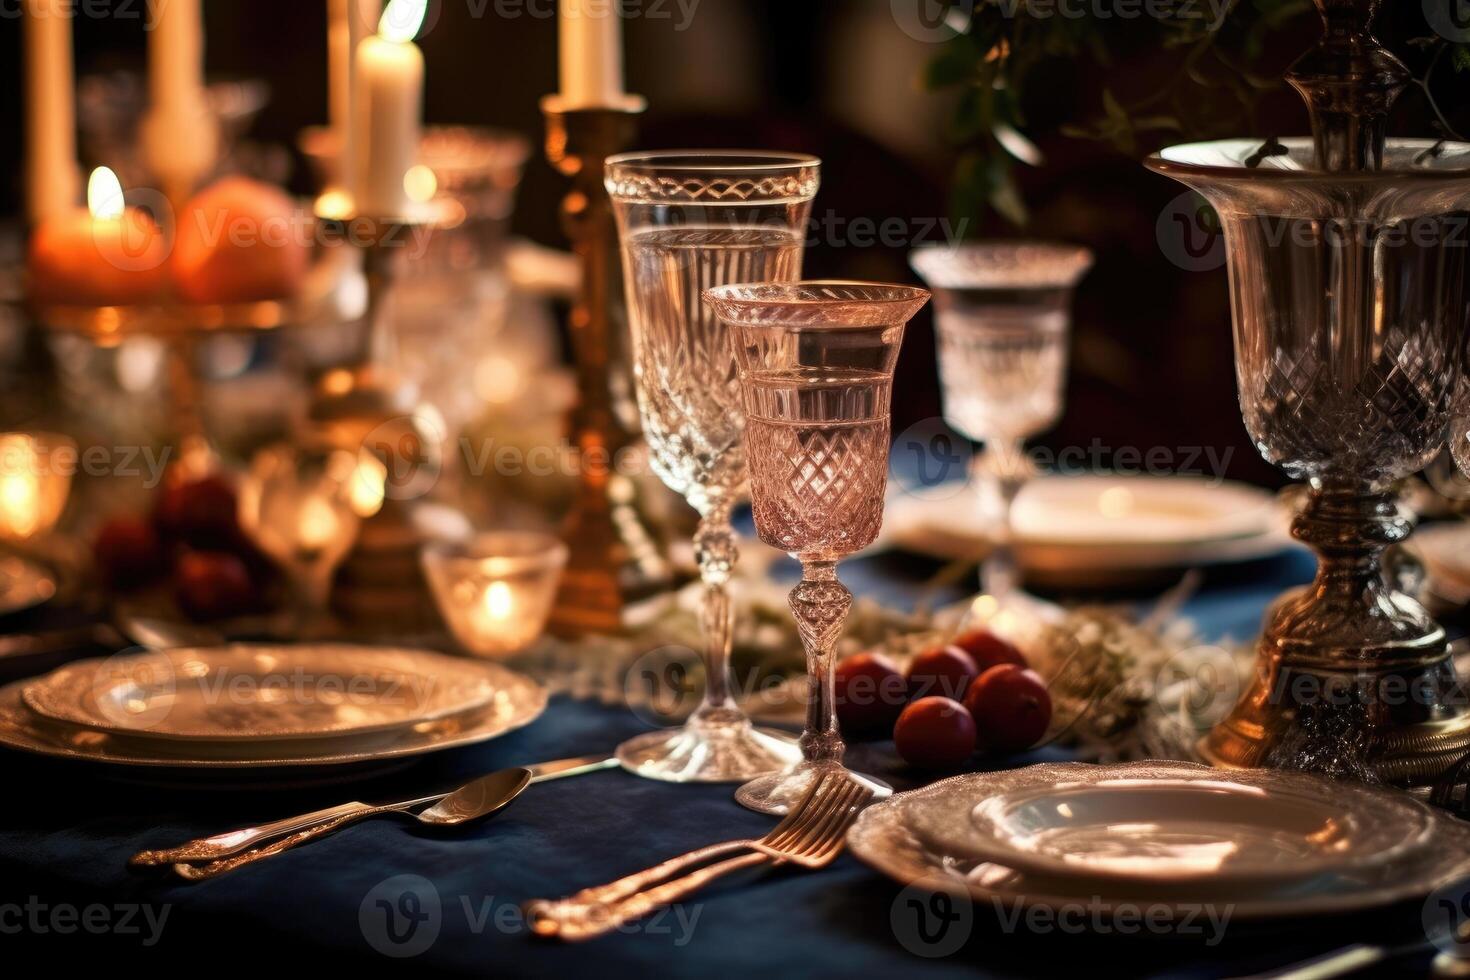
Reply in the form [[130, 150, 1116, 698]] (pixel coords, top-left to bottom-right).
[[1414, 521, 1470, 589], [907, 761, 1432, 887], [879, 475, 1291, 584], [849, 764, 1461, 922], [22, 644, 510, 744]]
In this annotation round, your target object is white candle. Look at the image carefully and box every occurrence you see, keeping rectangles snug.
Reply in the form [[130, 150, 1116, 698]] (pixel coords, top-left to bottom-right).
[[23, 0, 80, 225], [558, 0, 624, 108], [328, 0, 382, 191], [142, 0, 217, 197], [354, 0, 426, 216]]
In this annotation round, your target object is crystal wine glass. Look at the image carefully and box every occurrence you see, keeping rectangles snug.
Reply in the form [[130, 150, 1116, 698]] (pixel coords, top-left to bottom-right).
[[909, 243, 1092, 610], [604, 150, 821, 782], [705, 280, 931, 815]]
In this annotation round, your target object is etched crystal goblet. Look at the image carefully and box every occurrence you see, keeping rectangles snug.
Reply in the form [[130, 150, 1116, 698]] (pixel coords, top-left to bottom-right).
[[909, 242, 1092, 608], [705, 281, 931, 814], [604, 151, 820, 782]]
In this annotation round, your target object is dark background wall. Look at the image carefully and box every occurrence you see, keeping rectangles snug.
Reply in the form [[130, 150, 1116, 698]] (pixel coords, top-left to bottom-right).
[[1, 1, 1463, 489]]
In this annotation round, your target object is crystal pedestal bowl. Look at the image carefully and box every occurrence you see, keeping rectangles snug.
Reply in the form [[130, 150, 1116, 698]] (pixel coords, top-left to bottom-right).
[[1147, 137, 1470, 785]]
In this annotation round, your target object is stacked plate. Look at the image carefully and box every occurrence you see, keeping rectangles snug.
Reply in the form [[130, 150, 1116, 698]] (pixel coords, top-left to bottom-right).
[[849, 761, 1469, 920], [1414, 521, 1470, 606], [0, 643, 546, 769], [880, 475, 1292, 587]]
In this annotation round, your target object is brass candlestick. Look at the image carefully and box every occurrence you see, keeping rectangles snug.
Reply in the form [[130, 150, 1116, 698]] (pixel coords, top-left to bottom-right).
[[540, 95, 672, 637], [306, 201, 459, 635]]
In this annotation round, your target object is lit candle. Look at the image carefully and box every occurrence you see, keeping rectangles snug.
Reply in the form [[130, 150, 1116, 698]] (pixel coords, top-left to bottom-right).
[[558, 0, 624, 108], [328, 0, 383, 192], [22, 0, 80, 225], [298, 495, 345, 554], [422, 533, 568, 659], [27, 167, 168, 307], [141, 0, 217, 200], [0, 433, 75, 542], [354, 0, 427, 216], [478, 581, 516, 630]]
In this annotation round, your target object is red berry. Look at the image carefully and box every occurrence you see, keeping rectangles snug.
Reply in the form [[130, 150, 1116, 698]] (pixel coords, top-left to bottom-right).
[[906, 644, 980, 701], [174, 551, 254, 621], [964, 664, 1052, 753], [155, 473, 239, 549], [894, 697, 977, 770], [92, 516, 167, 588], [834, 652, 908, 739], [952, 628, 1028, 672]]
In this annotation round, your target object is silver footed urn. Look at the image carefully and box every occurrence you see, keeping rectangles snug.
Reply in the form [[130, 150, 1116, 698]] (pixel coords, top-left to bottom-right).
[[1147, 0, 1470, 785]]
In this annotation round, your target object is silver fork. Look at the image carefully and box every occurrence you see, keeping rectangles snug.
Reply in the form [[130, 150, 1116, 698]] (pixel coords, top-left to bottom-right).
[[524, 769, 873, 941]]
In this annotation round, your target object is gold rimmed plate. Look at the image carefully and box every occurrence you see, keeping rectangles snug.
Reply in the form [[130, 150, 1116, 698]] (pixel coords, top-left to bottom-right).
[[912, 761, 1433, 887], [0, 664, 546, 769], [21, 644, 531, 746], [849, 764, 1457, 921]]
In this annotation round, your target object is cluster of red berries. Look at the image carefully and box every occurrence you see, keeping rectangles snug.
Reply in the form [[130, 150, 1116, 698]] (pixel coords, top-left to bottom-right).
[[834, 628, 1053, 770]]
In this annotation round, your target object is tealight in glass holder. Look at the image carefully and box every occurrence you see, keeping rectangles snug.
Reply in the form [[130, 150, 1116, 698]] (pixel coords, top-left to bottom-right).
[[423, 531, 569, 659], [0, 432, 76, 543], [909, 243, 1092, 612], [239, 441, 386, 631]]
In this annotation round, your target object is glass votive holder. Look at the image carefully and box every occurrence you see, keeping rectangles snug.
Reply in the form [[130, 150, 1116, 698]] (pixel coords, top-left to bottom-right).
[[423, 531, 568, 659], [0, 432, 77, 542]]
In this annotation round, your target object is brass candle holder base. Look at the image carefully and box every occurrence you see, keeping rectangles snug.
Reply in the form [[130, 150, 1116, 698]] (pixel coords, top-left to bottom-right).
[[1200, 486, 1470, 787], [541, 95, 673, 637], [305, 202, 460, 635]]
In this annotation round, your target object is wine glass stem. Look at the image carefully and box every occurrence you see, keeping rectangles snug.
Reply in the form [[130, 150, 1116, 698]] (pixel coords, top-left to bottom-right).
[[693, 502, 738, 718], [981, 440, 1027, 599], [790, 560, 852, 766]]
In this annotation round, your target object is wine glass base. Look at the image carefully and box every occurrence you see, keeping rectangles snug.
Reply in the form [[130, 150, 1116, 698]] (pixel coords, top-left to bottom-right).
[[616, 718, 801, 784], [734, 760, 893, 815]]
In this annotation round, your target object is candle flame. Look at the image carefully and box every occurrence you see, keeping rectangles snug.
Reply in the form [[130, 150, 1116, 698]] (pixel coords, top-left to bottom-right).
[[403, 164, 438, 204], [483, 581, 514, 622], [378, 0, 427, 43], [298, 496, 342, 552], [87, 168, 125, 221]]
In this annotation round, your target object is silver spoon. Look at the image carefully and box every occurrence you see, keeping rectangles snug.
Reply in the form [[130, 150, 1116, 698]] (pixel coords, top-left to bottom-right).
[[167, 766, 532, 880]]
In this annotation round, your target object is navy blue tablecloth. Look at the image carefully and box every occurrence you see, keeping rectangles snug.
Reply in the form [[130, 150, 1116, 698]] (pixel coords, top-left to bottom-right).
[[0, 546, 1448, 976]]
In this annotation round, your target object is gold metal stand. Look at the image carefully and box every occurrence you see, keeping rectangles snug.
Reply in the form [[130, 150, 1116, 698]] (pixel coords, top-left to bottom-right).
[[540, 95, 672, 637], [306, 202, 460, 635]]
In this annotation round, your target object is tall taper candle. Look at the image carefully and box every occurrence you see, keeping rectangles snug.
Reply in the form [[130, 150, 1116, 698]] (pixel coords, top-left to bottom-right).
[[354, 0, 426, 216], [23, 0, 80, 225], [328, 0, 383, 191], [142, 0, 217, 200], [558, 0, 624, 108]]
